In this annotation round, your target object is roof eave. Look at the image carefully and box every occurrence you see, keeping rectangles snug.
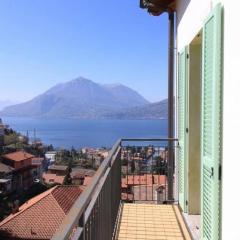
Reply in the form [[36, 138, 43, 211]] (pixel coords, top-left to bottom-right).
[[140, 0, 176, 16]]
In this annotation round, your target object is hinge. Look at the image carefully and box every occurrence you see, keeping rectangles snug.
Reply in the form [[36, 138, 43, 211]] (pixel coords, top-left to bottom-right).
[[186, 200, 188, 206], [186, 128, 189, 133], [186, 53, 189, 59], [218, 164, 222, 181], [209, 167, 214, 178]]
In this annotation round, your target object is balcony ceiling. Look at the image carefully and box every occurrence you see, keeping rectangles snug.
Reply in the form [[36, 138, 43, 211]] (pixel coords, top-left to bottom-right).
[[140, 0, 176, 16]]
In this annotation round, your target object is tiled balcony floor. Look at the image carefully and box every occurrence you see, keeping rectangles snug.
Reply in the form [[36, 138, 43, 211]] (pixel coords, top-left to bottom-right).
[[116, 203, 192, 240]]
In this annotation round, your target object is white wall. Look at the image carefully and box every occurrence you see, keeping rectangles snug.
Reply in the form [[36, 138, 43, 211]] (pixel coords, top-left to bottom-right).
[[176, 0, 240, 239], [221, 1, 240, 239], [177, 0, 213, 51]]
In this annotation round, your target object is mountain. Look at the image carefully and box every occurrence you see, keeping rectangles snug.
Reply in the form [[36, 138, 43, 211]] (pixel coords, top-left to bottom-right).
[[102, 99, 168, 120], [0, 100, 18, 111], [0, 77, 149, 119], [102, 84, 149, 107]]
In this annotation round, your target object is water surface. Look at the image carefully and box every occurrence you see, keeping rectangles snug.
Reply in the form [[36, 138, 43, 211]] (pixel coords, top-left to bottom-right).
[[2, 117, 167, 149]]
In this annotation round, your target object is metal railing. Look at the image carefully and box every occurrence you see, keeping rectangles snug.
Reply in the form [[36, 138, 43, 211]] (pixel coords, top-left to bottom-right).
[[51, 138, 178, 240], [121, 138, 178, 204]]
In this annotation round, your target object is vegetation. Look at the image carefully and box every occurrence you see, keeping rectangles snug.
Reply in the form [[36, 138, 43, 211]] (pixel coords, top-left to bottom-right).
[[3, 128, 19, 146], [154, 156, 167, 175], [0, 183, 48, 221], [55, 148, 97, 169]]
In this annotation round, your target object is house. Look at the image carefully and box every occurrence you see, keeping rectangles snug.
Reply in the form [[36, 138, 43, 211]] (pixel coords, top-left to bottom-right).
[[31, 157, 46, 181], [0, 185, 83, 240], [121, 174, 167, 202], [42, 165, 69, 185], [45, 151, 57, 165], [0, 162, 14, 194], [0, 118, 7, 146], [82, 148, 109, 168], [47, 164, 69, 175], [139, 0, 239, 239], [1, 1, 237, 239], [71, 168, 95, 186], [175, 1, 228, 239], [1, 151, 36, 191]]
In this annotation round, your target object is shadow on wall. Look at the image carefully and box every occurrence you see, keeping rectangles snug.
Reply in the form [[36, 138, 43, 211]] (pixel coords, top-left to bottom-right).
[[176, 0, 191, 26]]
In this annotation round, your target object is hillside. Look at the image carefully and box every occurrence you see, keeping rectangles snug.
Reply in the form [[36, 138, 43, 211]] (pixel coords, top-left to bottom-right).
[[102, 99, 168, 120]]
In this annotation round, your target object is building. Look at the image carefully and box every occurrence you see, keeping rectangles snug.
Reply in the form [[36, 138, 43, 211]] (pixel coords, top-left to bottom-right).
[[121, 174, 167, 202], [138, 0, 239, 239], [174, 1, 229, 239], [71, 168, 95, 186], [31, 157, 46, 181], [50, 1, 239, 239], [0, 162, 14, 194], [0, 118, 6, 146], [0, 185, 83, 239], [45, 151, 57, 165], [42, 165, 69, 185], [1, 1, 238, 239], [1, 151, 36, 191]]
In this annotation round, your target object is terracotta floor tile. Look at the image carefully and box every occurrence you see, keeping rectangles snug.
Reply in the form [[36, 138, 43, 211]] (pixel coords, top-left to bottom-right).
[[115, 203, 191, 240]]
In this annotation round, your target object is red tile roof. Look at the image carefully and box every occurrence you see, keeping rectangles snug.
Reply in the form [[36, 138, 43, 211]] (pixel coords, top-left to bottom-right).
[[122, 174, 167, 188], [3, 151, 35, 162], [51, 186, 82, 213], [0, 185, 83, 239]]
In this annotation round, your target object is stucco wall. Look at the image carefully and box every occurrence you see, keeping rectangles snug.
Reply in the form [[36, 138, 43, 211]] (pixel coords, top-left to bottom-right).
[[220, 1, 240, 240], [176, 0, 240, 239]]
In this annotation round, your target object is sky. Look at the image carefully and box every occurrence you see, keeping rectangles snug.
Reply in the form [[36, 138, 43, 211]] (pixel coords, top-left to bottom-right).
[[0, 0, 168, 103]]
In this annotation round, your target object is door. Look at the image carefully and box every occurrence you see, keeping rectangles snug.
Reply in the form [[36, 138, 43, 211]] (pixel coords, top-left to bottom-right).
[[201, 3, 223, 240], [178, 47, 188, 212]]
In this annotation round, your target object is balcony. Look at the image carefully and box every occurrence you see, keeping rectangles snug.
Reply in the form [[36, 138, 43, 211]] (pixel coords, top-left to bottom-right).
[[51, 139, 192, 240]]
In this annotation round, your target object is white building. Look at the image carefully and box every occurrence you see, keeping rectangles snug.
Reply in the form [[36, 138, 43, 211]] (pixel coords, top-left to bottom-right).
[[141, 0, 240, 239], [45, 151, 57, 165], [176, 1, 239, 239]]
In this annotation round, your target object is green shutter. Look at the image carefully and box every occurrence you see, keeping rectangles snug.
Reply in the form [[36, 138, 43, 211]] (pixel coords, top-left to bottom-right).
[[178, 47, 188, 212], [201, 3, 223, 240]]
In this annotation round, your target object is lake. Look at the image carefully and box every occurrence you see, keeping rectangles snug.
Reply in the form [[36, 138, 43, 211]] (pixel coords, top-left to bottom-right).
[[2, 117, 168, 149]]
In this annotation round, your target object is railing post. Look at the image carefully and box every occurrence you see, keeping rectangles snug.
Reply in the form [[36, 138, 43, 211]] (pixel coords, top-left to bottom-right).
[[168, 11, 175, 201]]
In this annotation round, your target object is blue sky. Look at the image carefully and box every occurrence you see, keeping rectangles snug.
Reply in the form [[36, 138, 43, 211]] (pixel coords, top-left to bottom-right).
[[0, 0, 168, 103]]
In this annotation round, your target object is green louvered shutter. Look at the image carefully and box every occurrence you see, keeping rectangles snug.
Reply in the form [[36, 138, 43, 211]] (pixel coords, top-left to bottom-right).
[[201, 3, 223, 240], [178, 48, 187, 212]]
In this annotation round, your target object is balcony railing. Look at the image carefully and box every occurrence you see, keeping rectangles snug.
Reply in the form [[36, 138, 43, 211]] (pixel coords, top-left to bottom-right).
[[51, 138, 178, 240]]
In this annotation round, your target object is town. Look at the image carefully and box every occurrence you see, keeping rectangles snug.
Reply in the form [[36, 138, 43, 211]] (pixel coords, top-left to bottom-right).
[[0, 118, 171, 239], [0, 118, 109, 221]]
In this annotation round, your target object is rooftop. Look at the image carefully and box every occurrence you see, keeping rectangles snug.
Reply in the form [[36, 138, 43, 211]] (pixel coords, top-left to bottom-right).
[[0, 162, 14, 173], [42, 172, 65, 185], [0, 185, 83, 239], [48, 165, 68, 171], [122, 174, 167, 187], [2, 151, 35, 162], [71, 168, 96, 177]]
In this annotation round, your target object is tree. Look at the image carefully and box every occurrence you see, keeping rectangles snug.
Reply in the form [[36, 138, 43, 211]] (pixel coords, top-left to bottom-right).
[[63, 167, 72, 185], [130, 160, 135, 173]]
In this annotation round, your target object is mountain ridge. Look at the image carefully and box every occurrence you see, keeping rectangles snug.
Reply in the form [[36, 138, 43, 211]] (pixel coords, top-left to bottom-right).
[[1, 77, 154, 119], [101, 99, 168, 120]]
